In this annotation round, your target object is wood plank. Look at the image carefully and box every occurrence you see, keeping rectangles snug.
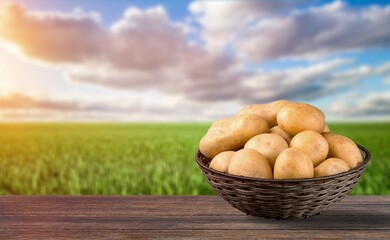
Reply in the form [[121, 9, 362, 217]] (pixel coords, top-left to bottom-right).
[[1, 230, 390, 240], [1, 214, 389, 230], [0, 196, 388, 217], [0, 204, 387, 217], [1, 195, 389, 204], [0, 196, 389, 239]]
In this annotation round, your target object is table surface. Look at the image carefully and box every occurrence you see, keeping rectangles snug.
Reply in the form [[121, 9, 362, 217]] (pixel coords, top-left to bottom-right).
[[0, 196, 389, 239]]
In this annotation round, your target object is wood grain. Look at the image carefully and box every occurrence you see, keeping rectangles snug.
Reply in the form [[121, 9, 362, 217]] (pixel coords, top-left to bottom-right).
[[0, 196, 389, 239]]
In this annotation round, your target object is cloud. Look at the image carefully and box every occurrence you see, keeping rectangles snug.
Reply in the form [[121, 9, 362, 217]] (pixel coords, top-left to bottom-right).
[[189, 0, 308, 52], [2, 59, 389, 121], [240, 59, 390, 104], [0, 92, 80, 111], [0, 2, 238, 100], [0, 1, 389, 121], [337, 62, 390, 79], [0, 2, 196, 69], [108, 6, 190, 70], [239, 58, 352, 103], [0, 91, 171, 113], [192, 1, 390, 62], [65, 52, 238, 102], [0, 2, 103, 63], [329, 92, 390, 117], [238, 1, 389, 61], [0, 91, 236, 121], [0, 2, 234, 72]]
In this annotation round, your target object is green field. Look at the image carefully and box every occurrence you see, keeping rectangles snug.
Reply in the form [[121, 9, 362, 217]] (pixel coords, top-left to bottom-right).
[[0, 123, 388, 195]]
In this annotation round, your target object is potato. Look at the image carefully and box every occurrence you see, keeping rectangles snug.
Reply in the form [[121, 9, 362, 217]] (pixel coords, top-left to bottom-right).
[[323, 124, 330, 132], [274, 148, 314, 179], [237, 100, 289, 127], [244, 133, 288, 169], [314, 158, 350, 177], [209, 151, 235, 173], [269, 126, 293, 144], [290, 130, 329, 167], [322, 132, 363, 168], [277, 102, 325, 136], [199, 114, 269, 159], [228, 149, 273, 179]]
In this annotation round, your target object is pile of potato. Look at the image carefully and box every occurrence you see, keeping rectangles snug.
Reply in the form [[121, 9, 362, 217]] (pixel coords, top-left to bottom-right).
[[199, 101, 363, 179]]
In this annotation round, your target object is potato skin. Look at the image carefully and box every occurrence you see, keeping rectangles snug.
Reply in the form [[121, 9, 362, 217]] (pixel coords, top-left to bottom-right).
[[228, 149, 273, 179], [237, 100, 289, 127], [209, 151, 235, 173], [290, 130, 329, 167], [314, 158, 350, 177], [244, 133, 288, 169], [277, 103, 325, 136], [322, 132, 363, 168], [269, 126, 293, 144], [274, 148, 314, 179], [199, 114, 269, 159]]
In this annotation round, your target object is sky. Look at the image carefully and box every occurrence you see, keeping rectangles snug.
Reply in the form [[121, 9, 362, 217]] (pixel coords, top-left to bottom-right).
[[0, 0, 389, 122]]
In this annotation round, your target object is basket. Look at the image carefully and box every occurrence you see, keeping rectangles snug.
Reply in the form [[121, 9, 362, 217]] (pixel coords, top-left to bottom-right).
[[195, 144, 370, 219]]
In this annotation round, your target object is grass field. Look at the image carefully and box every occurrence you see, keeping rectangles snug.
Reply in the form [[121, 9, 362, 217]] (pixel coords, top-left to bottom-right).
[[0, 123, 388, 195]]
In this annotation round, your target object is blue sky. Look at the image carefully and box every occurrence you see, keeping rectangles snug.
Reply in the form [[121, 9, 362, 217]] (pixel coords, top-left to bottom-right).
[[0, 0, 389, 121]]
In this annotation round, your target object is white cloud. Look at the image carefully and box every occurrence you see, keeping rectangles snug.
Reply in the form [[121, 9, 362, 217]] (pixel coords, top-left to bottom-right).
[[107, 5, 192, 71], [329, 91, 390, 118], [0, 2, 389, 121], [237, 59, 390, 106], [0, 2, 104, 63], [333, 62, 390, 84], [0, 91, 237, 121], [191, 1, 390, 62], [238, 1, 389, 62], [189, 0, 308, 53], [0, 3, 238, 100], [66, 58, 390, 122], [239, 58, 353, 103]]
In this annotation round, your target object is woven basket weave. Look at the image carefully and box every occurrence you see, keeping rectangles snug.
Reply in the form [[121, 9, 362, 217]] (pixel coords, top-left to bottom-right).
[[195, 144, 370, 219]]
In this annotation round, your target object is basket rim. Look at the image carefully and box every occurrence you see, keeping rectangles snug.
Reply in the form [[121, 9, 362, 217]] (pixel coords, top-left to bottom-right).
[[195, 143, 370, 183]]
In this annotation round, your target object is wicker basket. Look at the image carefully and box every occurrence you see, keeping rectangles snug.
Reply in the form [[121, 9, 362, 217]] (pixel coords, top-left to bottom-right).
[[195, 144, 370, 219]]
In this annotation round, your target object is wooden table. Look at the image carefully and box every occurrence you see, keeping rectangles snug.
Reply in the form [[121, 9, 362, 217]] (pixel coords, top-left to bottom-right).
[[0, 196, 389, 239]]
